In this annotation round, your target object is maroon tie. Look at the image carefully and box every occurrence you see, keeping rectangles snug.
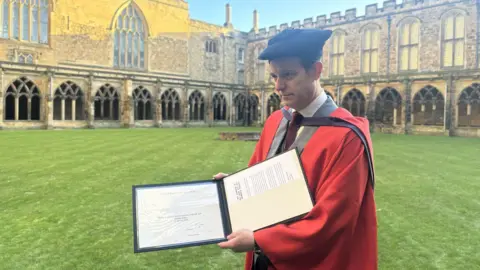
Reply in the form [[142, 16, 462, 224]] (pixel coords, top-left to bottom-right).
[[284, 111, 303, 150]]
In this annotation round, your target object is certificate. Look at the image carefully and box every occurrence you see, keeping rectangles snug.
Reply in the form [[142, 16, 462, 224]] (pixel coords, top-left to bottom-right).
[[132, 148, 313, 253]]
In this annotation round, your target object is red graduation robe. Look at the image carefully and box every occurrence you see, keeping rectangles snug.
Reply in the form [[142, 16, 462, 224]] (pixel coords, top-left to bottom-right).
[[244, 107, 377, 270]]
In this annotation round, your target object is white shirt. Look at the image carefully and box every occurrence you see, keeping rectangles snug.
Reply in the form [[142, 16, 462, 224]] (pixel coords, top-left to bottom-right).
[[292, 90, 328, 117]]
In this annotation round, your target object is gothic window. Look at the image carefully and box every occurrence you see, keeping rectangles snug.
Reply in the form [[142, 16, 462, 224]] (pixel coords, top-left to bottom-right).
[[441, 11, 465, 68], [205, 39, 217, 53], [248, 94, 259, 122], [53, 81, 84, 121], [375, 87, 402, 125], [188, 90, 205, 121], [330, 30, 345, 76], [412, 86, 444, 126], [161, 88, 180, 121], [361, 25, 379, 74], [399, 18, 420, 71], [94, 84, 120, 120], [4, 76, 41, 121], [341, 89, 366, 117], [113, 3, 146, 69], [267, 93, 280, 117], [17, 52, 33, 63], [212, 92, 227, 121], [0, 0, 49, 44], [132, 86, 152, 120], [457, 84, 480, 127], [234, 93, 246, 121]]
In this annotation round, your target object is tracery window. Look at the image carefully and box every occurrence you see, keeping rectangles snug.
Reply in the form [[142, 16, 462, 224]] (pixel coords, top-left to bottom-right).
[[53, 81, 84, 121], [457, 84, 480, 127], [266, 93, 280, 117], [161, 89, 181, 121], [412, 85, 444, 126], [213, 92, 227, 121], [113, 3, 146, 69], [341, 89, 366, 117], [4, 76, 41, 120], [234, 93, 245, 121], [188, 90, 205, 121], [375, 87, 402, 125], [94, 84, 120, 120], [0, 0, 49, 43], [133, 86, 152, 120]]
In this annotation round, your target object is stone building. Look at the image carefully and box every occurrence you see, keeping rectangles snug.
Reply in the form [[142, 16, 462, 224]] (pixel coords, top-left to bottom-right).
[[249, 0, 480, 137], [0, 0, 479, 138]]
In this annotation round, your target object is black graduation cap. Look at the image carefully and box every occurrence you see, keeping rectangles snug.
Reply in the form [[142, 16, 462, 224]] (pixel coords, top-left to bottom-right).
[[258, 28, 333, 62]]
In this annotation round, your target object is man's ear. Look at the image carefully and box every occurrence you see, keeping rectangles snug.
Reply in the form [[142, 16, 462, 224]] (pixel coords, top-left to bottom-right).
[[314, 62, 323, 80]]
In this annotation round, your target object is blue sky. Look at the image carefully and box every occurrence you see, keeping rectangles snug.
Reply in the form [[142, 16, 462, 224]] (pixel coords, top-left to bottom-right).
[[188, 0, 390, 32]]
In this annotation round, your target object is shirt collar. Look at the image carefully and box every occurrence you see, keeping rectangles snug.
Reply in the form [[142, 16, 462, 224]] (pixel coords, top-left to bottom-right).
[[292, 90, 328, 117]]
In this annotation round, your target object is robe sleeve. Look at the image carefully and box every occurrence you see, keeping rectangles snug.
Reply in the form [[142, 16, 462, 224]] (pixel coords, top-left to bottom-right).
[[253, 130, 370, 264]]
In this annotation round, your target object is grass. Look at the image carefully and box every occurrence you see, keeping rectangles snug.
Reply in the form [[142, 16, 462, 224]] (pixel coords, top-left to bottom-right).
[[0, 127, 479, 270]]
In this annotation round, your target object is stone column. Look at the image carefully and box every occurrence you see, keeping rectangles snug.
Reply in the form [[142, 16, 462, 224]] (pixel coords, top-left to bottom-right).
[[183, 85, 189, 126], [445, 75, 456, 136], [229, 88, 234, 126], [121, 79, 133, 128], [45, 74, 54, 129], [366, 81, 376, 132], [154, 80, 162, 127], [0, 68, 4, 128], [207, 85, 213, 126], [403, 79, 412, 134], [87, 76, 95, 128], [260, 86, 265, 125]]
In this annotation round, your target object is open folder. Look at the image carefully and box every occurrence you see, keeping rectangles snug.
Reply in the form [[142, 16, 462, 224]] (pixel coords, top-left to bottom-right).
[[132, 148, 314, 253]]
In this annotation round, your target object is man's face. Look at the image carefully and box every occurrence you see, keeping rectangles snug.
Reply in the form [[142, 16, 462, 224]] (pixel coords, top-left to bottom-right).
[[269, 57, 322, 111]]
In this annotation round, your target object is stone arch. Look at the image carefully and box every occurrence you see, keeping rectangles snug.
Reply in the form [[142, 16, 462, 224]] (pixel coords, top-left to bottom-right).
[[53, 81, 84, 121], [457, 83, 480, 127], [396, 16, 422, 27], [266, 92, 281, 117], [94, 84, 120, 120], [375, 87, 402, 125], [341, 89, 366, 117], [188, 90, 205, 121], [234, 93, 246, 121], [212, 92, 227, 121], [4, 76, 41, 121], [110, 0, 150, 36], [132, 86, 153, 120], [161, 88, 181, 121], [112, 1, 148, 69], [412, 85, 444, 126]]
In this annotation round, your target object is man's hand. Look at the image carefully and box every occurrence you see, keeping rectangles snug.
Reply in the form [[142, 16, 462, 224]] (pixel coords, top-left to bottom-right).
[[217, 229, 255, 252], [212, 172, 229, 180]]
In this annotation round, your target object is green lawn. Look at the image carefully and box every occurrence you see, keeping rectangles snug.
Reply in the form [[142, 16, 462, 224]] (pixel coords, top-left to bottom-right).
[[0, 128, 479, 270]]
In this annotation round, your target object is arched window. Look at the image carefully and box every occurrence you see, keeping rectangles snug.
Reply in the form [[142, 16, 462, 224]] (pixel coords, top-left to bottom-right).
[[342, 89, 366, 117], [248, 94, 259, 123], [361, 24, 380, 74], [267, 93, 280, 117], [441, 10, 465, 68], [0, 0, 49, 43], [188, 90, 205, 121], [113, 3, 146, 69], [94, 84, 120, 120], [234, 93, 246, 121], [53, 81, 84, 121], [375, 87, 402, 125], [161, 89, 181, 121], [412, 85, 444, 126], [132, 86, 152, 120], [457, 84, 480, 127], [398, 18, 420, 71], [4, 76, 41, 120], [212, 92, 227, 121], [205, 40, 217, 53], [330, 30, 345, 76]]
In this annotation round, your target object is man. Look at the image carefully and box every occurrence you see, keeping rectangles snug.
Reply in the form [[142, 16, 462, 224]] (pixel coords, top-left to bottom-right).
[[214, 28, 377, 270]]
